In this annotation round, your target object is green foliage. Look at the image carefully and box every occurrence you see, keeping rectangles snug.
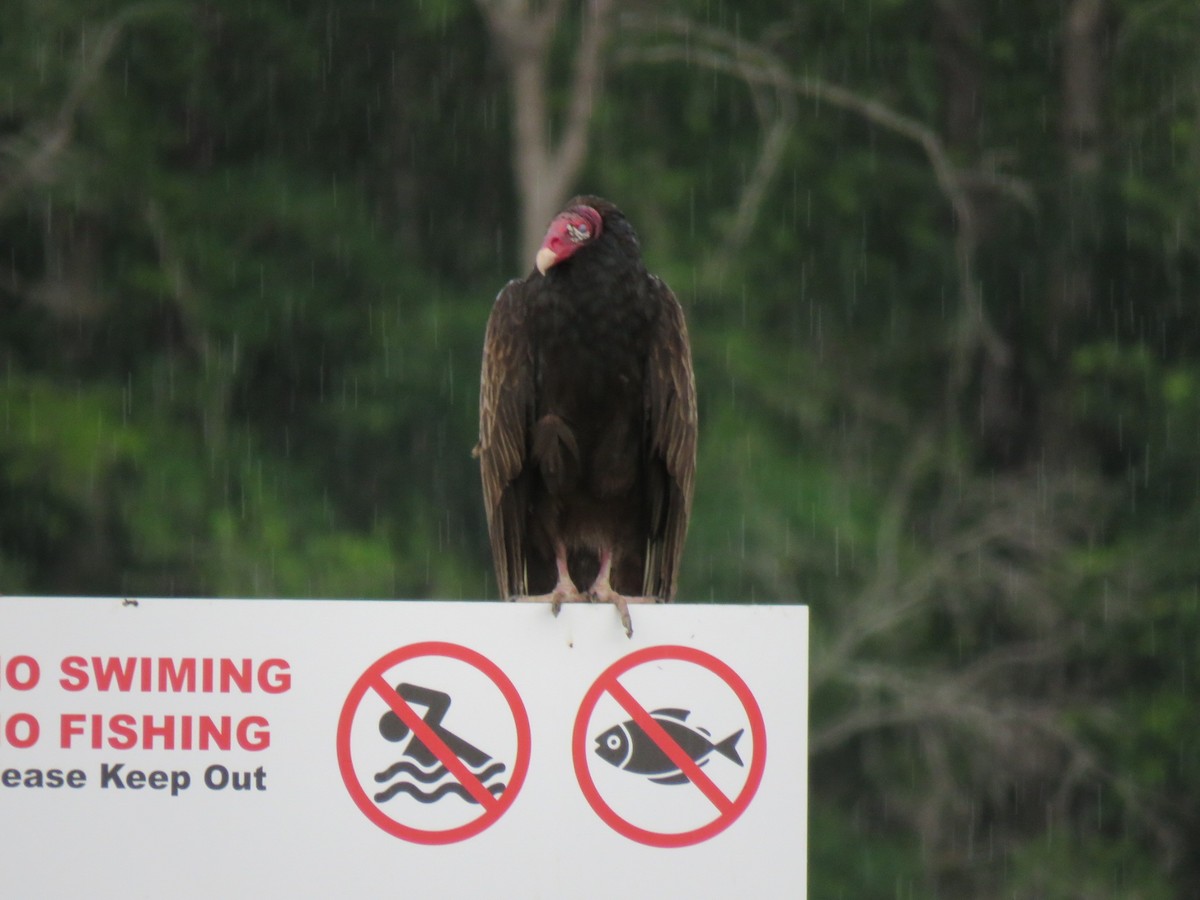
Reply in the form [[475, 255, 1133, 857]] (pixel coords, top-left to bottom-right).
[[808, 800, 928, 899], [0, 0, 491, 601], [1008, 832, 1175, 900]]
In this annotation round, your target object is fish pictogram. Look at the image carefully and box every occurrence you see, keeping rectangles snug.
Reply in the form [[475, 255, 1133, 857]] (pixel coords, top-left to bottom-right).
[[593, 708, 743, 785]]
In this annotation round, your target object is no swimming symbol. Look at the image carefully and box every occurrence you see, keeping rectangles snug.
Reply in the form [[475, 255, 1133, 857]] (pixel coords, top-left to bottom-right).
[[374, 682, 509, 804], [337, 642, 531, 845]]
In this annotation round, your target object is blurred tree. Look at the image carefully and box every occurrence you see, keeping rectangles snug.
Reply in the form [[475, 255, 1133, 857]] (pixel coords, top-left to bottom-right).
[[476, 0, 616, 262]]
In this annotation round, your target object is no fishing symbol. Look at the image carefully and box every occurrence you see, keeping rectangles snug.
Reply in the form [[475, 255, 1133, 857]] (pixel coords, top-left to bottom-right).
[[573, 645, 767, 848], [337, 642, 530, 844]]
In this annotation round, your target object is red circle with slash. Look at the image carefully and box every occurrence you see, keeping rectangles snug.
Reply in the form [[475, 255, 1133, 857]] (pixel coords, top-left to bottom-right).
[[572, 645, 767, 847], [337, 641, 531, 844]]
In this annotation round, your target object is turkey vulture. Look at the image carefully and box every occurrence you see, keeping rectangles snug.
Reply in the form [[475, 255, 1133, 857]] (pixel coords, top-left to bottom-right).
[[476, 196, 697, 636]]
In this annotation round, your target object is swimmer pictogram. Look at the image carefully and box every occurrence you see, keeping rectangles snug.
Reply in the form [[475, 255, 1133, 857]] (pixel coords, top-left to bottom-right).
[[374, 683, 509, 804]]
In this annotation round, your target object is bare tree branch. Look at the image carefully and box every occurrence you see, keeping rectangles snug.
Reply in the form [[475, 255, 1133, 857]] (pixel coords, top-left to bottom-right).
[[143, 200, 239, 452], [617, 12, 1028, 383], [478, 0, 617, 262], [0, 263, 23, 298], [0, 3, 178, 213]]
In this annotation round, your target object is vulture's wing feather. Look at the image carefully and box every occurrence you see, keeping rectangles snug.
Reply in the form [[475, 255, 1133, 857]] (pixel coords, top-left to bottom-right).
[[643, 275, 698, 600], [478, 279, 533, 598]]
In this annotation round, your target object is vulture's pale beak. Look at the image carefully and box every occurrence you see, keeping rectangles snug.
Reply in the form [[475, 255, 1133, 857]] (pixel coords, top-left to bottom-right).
[[535, 247, 558, 275]]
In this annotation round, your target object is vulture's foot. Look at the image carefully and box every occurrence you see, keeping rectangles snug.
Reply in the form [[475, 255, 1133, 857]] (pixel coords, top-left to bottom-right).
[[550, 582, 587, 617], [516, 584, 585, 616], [587, 583, 653, 639], [517, 542, 585, 616]]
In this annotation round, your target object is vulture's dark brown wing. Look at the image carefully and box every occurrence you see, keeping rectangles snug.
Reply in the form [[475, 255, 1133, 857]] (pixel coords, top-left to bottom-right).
[[643, 275, 698, 600], [477, 279, 533, 598]]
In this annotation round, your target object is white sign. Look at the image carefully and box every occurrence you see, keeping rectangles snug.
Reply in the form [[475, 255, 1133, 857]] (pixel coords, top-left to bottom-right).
[[0, 598, 807, 898]]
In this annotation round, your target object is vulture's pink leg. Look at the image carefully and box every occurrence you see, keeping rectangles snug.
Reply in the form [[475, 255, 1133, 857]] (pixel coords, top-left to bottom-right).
[[516, 542, 584, 615], [586, 548, 653, 638]]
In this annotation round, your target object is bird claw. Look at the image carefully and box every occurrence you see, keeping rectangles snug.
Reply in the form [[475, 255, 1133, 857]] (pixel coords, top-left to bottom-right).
[[518, 585, 645, 637], [615, 596, 634, 639], [588, 586, 648, 639], [515, 587, 584, 616], [551, 587, 587, 617]]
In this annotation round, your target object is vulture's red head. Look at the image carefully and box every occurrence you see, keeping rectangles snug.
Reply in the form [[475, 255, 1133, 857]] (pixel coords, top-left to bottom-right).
[[535, 204, 604, 275]]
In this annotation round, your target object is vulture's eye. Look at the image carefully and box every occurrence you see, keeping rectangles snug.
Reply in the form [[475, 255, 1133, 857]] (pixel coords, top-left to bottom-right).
[[566, 222, 590, 243]]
